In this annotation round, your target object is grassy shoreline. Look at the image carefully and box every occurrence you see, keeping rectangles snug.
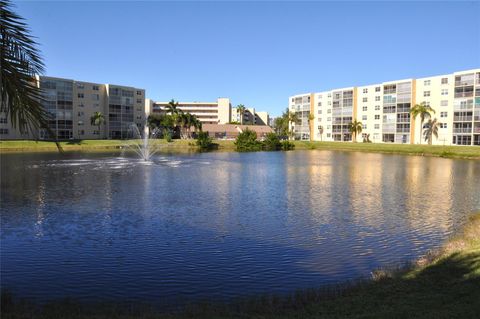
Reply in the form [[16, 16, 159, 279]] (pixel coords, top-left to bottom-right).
[[2, 213, 479, 318], [1, 139, 480, 159]]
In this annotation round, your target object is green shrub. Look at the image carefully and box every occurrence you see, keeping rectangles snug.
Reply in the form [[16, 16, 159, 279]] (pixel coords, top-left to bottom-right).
[[196, 131, 214, 150], [263, 132, 282, 151], [281, 140, 295, 151], [235, 129, 263, 152], [164, 130, 172, 142]]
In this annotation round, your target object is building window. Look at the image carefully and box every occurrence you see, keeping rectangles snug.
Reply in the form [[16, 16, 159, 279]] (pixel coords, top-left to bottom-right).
[[136, 90, 142, 95], [375, 114, 380, 120], [362, 106, 368, 111], [440, 123, 447, 129], [374, 124, 380, 129], [425, 101, 431, 107], [78, 130, 84, 135], [78, 103, 84, 108], [362, 97, 368, 102], [440, 112, 448, 118], [328, 101, 332, 106], [92, 94, 99, 101], [326, 133, 331, 138], [0, 117, 7, 124], [327, 125, 331, 129], [423, 91, 430, 97], [424, 80, 431, 86], [92, 85, 99, 91], [327, 117, 331, 121], [78, 121, 84, 126], [77, 83, 84, 89], [375, 105, 380, 111], [363, 88, 368, 94], [362, 115, 367, 121], [375, 96, 380, 101], [441, 77, 448, 84], [0, 128, 8, 135], [327, 109, 331, 114], [441, 89, 448, 96], [78, 111, 84, 117], [362, 124, 367, 129], [78, 93, 84, 98], [375, 86, 381, 92], [441, 100, 448, 107], [318, 109, 322, 114], [318, 102, 322, 107]]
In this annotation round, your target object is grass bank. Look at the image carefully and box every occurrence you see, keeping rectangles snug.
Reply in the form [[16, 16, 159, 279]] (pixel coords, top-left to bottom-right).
[[1, 139, 479, 159], [2, 213, 479, 319]]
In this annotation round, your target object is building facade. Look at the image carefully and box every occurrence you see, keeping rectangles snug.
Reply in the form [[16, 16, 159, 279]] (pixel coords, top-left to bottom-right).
[[0, 76, 146, 140], [289, 69, 480, 145], [231, 107, 269, 126], [151, 98, 231, 125]]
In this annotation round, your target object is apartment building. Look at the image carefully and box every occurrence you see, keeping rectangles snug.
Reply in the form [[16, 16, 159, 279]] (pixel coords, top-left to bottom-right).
[[0, 76, 146, 140], [151, 98, 231, 124], [289, 69, 480, 145], [231, 107, 270, 126]]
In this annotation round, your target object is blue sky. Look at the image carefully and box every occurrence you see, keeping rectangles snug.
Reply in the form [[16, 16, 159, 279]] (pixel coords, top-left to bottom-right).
[[16, 1, 480, 116]]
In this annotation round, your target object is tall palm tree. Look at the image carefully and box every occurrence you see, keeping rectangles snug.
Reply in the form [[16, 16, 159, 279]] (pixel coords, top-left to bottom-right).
[[423, 118, 439, 145], [90, 111, 105, 136], [286, 109, 299, 139], [1, 0, 60, 149], [348, 120, 363, 142], [410, 102, 435, 144], [236, 104, 246, 125]]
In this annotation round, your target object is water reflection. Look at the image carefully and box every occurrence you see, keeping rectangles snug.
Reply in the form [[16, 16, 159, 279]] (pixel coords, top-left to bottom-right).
[[0, 150, 479, 304]]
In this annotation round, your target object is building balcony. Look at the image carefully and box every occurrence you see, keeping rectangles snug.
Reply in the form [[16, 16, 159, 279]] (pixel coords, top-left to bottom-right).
[[453, 128, 472, 134], [453, 116, 473, 122]]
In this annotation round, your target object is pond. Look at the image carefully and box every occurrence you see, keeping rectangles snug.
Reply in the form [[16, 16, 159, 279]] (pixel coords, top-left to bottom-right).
[[1, 150, 479, 306]]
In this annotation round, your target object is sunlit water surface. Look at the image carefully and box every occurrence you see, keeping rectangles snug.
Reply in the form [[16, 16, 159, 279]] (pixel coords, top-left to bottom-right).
[[1, 150, 479, 306]]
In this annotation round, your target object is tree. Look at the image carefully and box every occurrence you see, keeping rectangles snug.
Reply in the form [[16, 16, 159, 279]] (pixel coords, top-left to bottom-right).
[[0, 0, 60, 148], [90, 111, 105, 136], [410, 102, 435, 144], [236, 104, 246, 125], [318, 125, 324, 141], [423, 118, 439, 145], [234, 128, 262, 152], [286, 109, 299, 139], [166, 99, 180, 115], [348, 120, 363, 142]]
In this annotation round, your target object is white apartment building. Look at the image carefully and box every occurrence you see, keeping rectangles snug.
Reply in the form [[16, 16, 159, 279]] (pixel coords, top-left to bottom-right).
[[151, 98, 231, 124], [289, 69, 480, 145], [0, 76, 146, 140]]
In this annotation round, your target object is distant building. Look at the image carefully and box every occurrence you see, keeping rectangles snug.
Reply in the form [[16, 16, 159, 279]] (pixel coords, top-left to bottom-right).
[[0, 76, 146, 140], [201, 124, 273, 139], [231, 107, 269, 125], [151, 98, 231, 124]]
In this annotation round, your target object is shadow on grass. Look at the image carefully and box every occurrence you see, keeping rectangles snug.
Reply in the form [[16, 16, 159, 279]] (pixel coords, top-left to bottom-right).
[[64, 140, 85, 145], [2, 247, 479, 319]]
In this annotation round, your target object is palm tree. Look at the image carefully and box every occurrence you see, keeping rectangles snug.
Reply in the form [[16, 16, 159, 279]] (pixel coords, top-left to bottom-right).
[[90, 111, 105, 136], [423, 118, 439, 145], [286, 109, 299, 139], [318, 125, 324, 141], [236, 104, 246, 125], [410, 102, 435, 144], [1, 0, 60, 148], [166, 99, 180, 115], [348, 120, 363, 142]]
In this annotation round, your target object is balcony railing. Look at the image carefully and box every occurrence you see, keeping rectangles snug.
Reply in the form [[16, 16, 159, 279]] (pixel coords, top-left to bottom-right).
[[453, 116, 473, 122], [453, 128, 472, 133]]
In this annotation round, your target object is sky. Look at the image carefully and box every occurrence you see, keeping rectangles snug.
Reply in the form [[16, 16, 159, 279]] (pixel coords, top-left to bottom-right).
[[15, 0, 480, 117]]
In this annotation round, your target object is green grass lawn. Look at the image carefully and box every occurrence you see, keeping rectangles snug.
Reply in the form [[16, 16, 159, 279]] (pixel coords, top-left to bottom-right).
[[1, 139, 479, 159], [2, 214, 479, 319]]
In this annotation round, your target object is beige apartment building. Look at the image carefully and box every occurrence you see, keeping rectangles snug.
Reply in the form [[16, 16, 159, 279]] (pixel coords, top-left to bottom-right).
[[150, 98, 231, 124], [289, 69, 480, 145], [0, 76, 146, 140], [231, 107, 270, 126]]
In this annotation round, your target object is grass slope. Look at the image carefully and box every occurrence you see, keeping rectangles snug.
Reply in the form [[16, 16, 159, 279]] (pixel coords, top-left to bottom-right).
[[2, 214, 479, 319]]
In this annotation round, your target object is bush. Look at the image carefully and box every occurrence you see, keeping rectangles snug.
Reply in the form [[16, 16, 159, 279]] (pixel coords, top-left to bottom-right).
[[263, 133, 282, 151], [196, 131, 214, 150], [281, 140, 295, 151], [164, 130, 172, 142], [235, 129, 263, 152]]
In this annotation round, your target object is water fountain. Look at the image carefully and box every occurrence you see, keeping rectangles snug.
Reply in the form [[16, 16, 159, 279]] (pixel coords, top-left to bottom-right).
[[126, 123, 161, 161]]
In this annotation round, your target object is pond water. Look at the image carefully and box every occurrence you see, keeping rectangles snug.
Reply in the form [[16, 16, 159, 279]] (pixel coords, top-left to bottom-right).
[[1, 150, 479, 306]]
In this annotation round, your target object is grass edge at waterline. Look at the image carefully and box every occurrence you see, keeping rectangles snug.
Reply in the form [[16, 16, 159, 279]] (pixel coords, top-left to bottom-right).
[[2, 213, 479, 318], [1, 139, 480, 159]]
